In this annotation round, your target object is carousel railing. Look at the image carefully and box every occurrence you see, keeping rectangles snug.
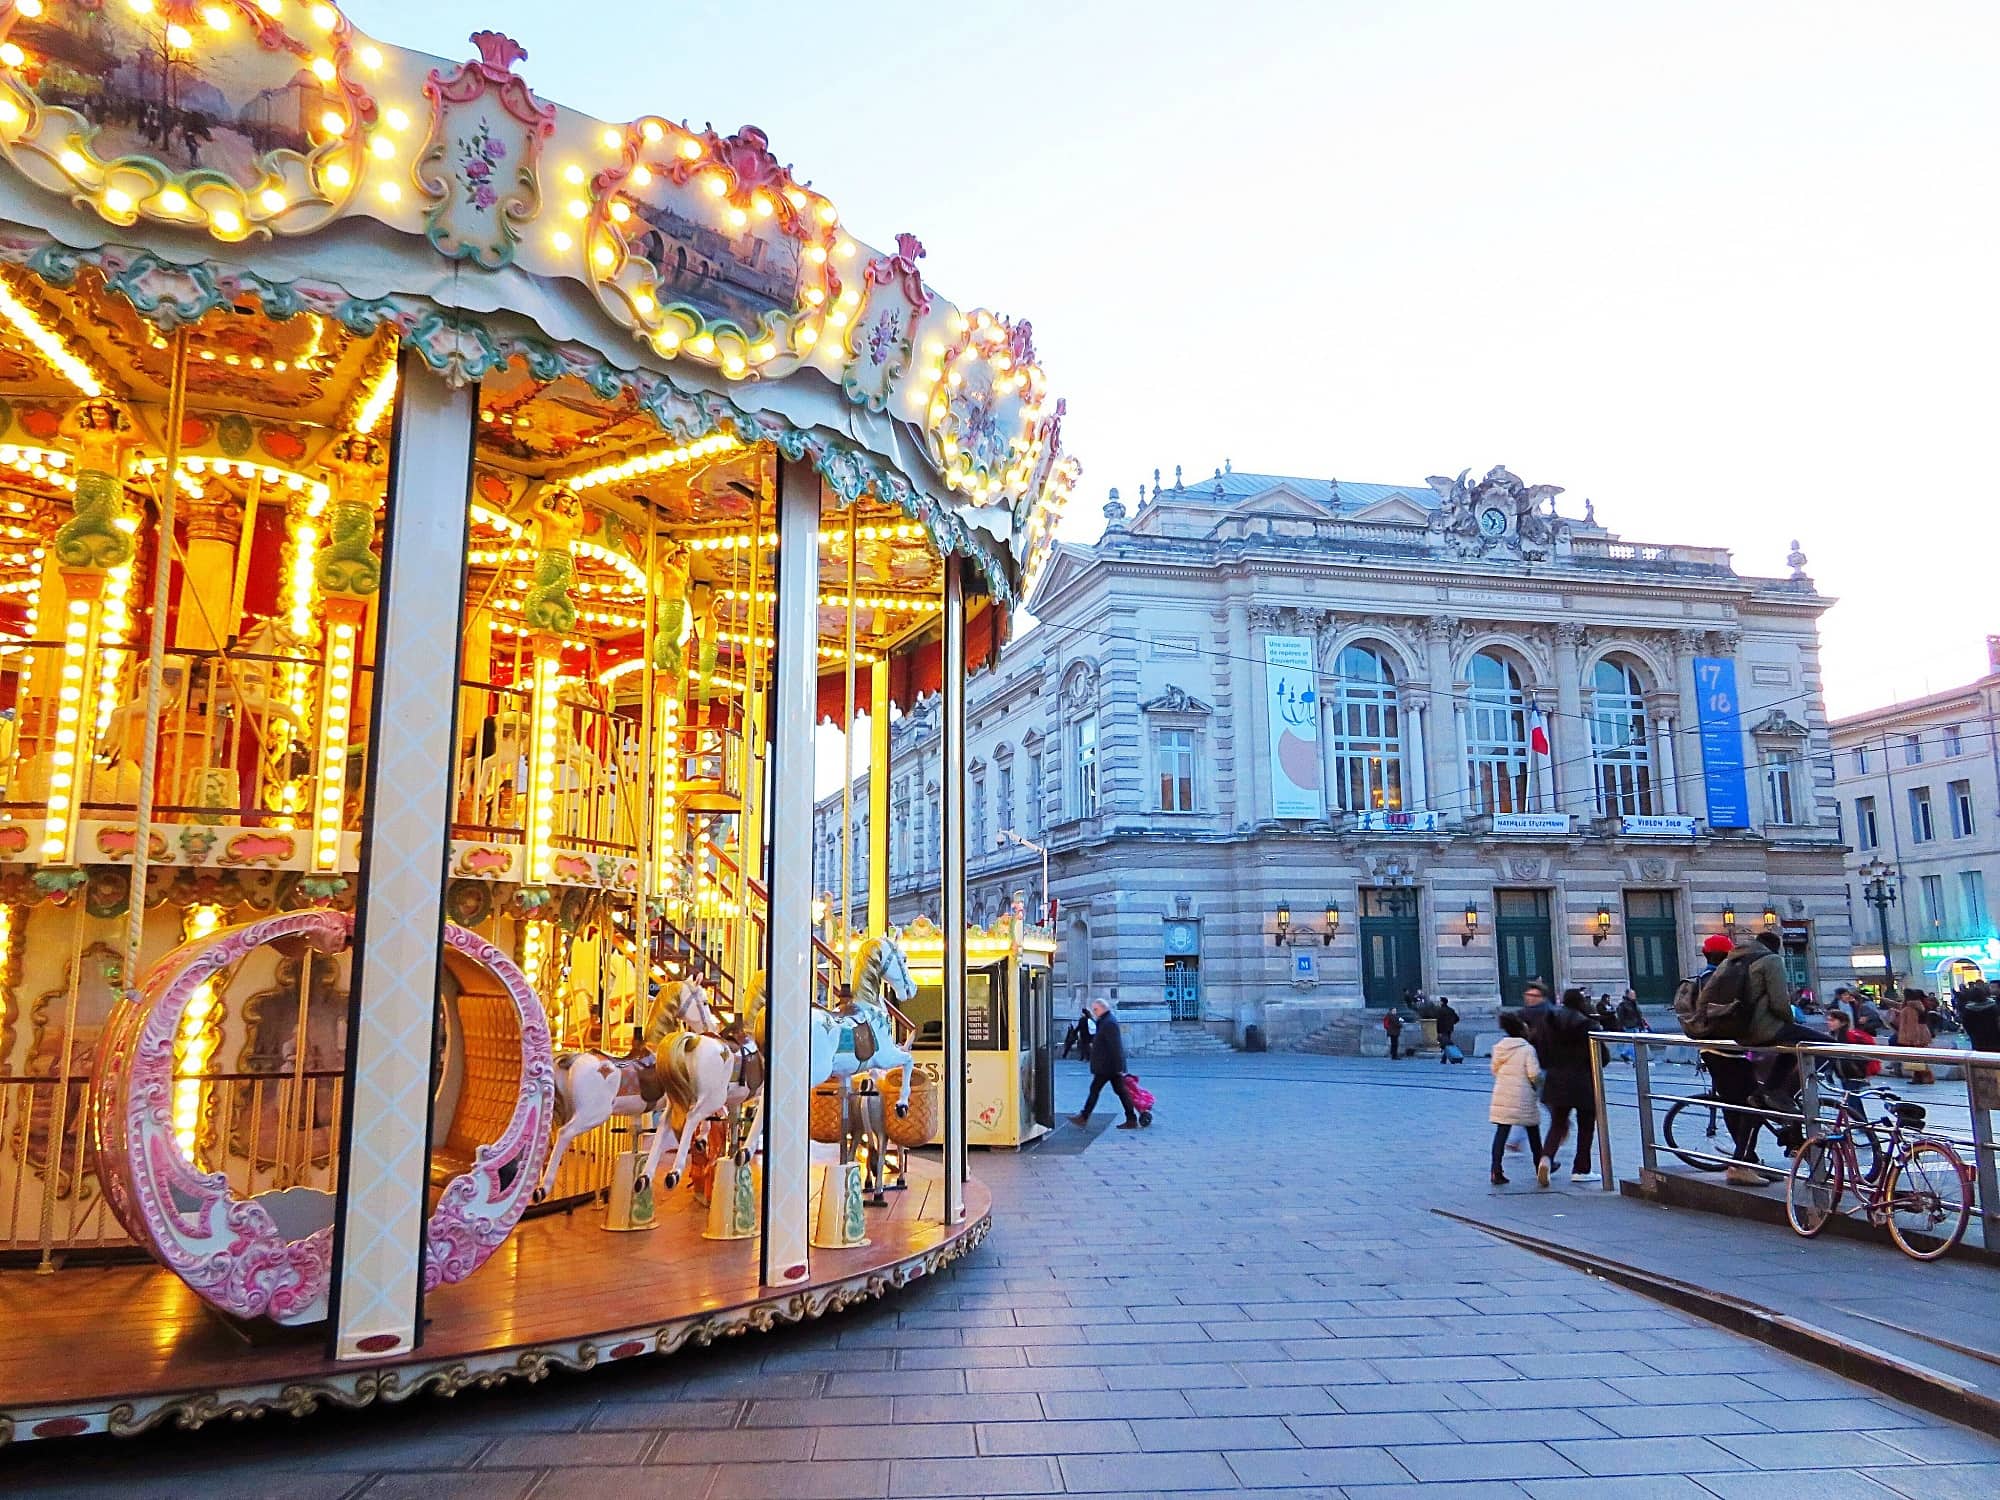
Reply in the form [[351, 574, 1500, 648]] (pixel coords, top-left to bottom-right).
[[451, 673, 643, 860], [0, 1066, 345, 1263]]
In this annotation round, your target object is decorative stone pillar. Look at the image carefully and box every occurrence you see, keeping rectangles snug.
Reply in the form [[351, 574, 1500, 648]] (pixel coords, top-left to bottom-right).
[[1227, 598, 1263, 824], [1672, 630, 1708, 823], [1532, 691, 1559, 813], [1648, 693, 1680, 816], [1425, 615, 1460, 816], [1399, 685, 1429, 811]]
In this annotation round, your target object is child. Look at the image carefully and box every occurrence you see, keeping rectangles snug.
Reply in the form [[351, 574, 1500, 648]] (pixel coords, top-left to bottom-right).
[[1489, 1010, 1546, 1187]]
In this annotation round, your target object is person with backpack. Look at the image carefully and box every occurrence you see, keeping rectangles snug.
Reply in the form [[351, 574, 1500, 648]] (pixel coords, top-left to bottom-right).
[[1488, 1010, 1545, 1187], [1382, 1007, 1405, 1061], [1536, 990, 1602, 1186], [1614, 987, 1648, 1064], [1436, 997, 1462, 1063]]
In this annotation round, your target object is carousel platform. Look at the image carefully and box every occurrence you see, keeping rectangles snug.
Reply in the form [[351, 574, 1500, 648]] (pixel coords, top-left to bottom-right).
[[0, 1162, 988, 1445]]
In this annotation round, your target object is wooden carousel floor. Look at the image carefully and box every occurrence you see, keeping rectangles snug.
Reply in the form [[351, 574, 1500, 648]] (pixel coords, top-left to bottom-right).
[[0, 1158, 988, 1438]]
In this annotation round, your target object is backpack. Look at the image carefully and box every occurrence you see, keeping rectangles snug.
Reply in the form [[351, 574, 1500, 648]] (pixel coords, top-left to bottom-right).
[[1672, 952, 1754, 1040]]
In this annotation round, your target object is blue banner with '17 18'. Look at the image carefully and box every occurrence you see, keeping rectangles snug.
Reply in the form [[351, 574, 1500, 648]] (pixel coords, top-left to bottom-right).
[[1693, 656, 1751, 828]]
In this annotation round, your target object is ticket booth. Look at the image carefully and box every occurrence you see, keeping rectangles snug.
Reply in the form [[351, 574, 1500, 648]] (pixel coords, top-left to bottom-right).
[[906, 927, 1056, 1148]]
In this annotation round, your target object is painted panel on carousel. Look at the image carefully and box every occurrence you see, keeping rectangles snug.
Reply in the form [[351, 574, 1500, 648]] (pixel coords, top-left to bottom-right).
[[584, 120, 841, 380], [0, 0, 376, 240], [925, 310, 1049, 507], [415, 30, 553, 271], [841, 232, 930, 412]]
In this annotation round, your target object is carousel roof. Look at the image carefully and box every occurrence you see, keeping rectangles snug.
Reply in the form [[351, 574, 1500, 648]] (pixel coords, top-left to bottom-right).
[[0, 4, 1076, 600]]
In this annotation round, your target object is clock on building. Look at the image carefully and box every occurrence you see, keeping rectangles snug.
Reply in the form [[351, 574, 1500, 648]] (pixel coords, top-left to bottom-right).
[[1477, 504, 1510, 538]]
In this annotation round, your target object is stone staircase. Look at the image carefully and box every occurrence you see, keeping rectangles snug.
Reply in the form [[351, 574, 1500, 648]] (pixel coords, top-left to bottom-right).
[[1129, 1025, 1238, 1058], [1295, 1004, 1504, 1057]]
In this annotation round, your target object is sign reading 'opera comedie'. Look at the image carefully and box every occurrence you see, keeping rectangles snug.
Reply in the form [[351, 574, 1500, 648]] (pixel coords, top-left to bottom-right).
[[1264, 635, 1324, 820]]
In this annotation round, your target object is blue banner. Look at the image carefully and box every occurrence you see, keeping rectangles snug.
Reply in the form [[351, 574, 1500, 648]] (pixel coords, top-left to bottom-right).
[[1693, 656, 1751, 828]]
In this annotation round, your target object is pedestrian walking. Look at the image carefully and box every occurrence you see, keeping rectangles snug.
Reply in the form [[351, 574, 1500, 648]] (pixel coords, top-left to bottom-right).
[[1896, 989, 1936, 1085], [1517, 980, 1554, 1049], [1489, 1011, 1545, 1186], [1382, 1007, 1405, 1061], [1538, 990, 1602, 1186], [1615, 986, 1647, 1064], [1060, 1000, 1093, 1060], [1069, 1000, 1140, 1130], [1436, 997, 1462, 1064]]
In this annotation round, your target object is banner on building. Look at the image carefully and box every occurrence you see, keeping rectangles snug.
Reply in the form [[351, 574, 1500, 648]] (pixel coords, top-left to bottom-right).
[[1693, 655, 1751, 828], [1263, 634, 1324, 819]]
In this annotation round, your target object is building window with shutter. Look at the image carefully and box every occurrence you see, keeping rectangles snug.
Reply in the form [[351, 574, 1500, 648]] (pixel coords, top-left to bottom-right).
[[1155, 726, 1198, 812]]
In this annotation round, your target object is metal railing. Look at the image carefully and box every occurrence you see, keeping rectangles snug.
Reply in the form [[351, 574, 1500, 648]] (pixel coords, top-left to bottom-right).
[[1589, 1029, 2000, 1241]]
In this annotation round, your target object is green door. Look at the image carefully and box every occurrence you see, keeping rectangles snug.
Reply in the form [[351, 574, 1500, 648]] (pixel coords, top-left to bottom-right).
[[1496, 888, 1554, 1007], [1360, 887, 1422, 1008], [1623, 889, 1680, 1004]]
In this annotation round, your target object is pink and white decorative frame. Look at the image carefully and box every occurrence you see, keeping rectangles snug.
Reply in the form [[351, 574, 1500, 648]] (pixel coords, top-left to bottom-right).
[[90, 910, 552, 1328], [415, 32, 557, 271], [924, 310, 1049, 506], [842, 232, 930, 412]]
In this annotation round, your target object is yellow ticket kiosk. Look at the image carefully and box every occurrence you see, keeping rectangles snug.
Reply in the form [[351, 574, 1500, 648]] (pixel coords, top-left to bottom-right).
[[902, 918, 1056, 1148]]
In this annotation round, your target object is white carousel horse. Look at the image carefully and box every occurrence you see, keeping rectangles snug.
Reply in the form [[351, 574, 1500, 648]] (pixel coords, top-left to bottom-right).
[[535, 978, 764, 1200], [746, 935, 921, 1115]]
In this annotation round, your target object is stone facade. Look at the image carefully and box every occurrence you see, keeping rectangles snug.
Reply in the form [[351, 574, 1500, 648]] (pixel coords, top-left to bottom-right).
[[1829, 639, 2000, 995], [816, 465, 1852, 1047]]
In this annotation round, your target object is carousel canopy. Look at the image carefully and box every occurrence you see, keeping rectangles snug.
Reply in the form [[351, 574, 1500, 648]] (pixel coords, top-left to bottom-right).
[[0, 3, 1078, 602]]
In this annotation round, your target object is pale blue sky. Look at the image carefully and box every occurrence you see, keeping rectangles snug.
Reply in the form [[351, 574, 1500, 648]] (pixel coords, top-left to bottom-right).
[[350, 0, 1997, 717]]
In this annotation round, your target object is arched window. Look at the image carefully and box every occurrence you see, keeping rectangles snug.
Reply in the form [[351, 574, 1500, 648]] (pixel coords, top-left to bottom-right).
[[1591, 658, 1655, 816], [1330, 645, 1403, 813], [1466, 652, 1533, 814]]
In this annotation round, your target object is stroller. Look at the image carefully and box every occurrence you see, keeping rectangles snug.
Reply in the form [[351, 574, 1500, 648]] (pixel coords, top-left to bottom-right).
[[1122, 1073, 1156, 1128]]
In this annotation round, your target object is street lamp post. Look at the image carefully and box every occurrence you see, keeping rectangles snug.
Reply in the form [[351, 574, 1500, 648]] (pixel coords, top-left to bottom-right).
[[996, 828, 1050, 925], [1860, 857, 1900, 995]]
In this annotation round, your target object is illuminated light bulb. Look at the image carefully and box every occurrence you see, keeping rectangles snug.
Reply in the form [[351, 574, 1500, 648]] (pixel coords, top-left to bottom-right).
[[320, 110, 345, 135], [632, 291, 656, 315], [690, 334, 714, 356], [704, 173, 727, 197], [378, 180, 401, 202], [370, 135, 395, 159], [566, 198, 587, 219], [202, 4, 231, 27], [311, 57, 336, 81], [129, 0, 156, 11], [678, 137, 702, 160], [551, 230, 573, 251], [805, 245, 827, 266], [816, 203, 837, 225], [212, 209, 243, 233], [836, 240, 855, 258], [609, 201, 630, 222], [17, 0, 41, 17], [310, 3, 337, 28], [631, 164, 651, 187], [0, 100, 19, 126], [752, 193, 773, 217], [103, 188, 133, 213], [165, 24, 193, 49], [324, 162, 351, 188], [725, 206, 747, 229], [798, 325, 818, 347], [385, 107, 410, 132], [562, 163, 585, 186], [600, 127, 621, 150], [259, 188, 287, 213], [58, 149, 86, 173], [723, 354, 746, 377], [593, 242, 615, 268], [359, 45, 383, 69], [256, 0, 280, 12]]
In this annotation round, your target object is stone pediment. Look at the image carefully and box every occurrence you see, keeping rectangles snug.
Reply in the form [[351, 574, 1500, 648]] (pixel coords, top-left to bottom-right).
[[1225, 482, 1336, 521], [1141, 686, 1213, 716], [1750, 707, 1810, 740], [1347, 492, 1431, 525]]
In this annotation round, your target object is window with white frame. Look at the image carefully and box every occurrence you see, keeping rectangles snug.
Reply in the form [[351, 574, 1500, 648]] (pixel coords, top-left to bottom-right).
[[1071, 715, 1099, 818], [1950, 779, 1975, 838], [1961, 869, 1989, 934], [1155, 726, 1198, 811], [1856, 796, 1879, 851], [1466, 651, 1534, 814], [1910, 786, 1936, 843], [1946, 723, 1964, 756], [1762, 749, 1803, 825], [1852, 744, 1870, 774], [1330, 645, 1403, 812], [1590, 657, 1655, 816]]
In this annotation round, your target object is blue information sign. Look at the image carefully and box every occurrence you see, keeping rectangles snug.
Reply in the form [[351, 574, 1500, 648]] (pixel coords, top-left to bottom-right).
[[1693, 656, 1751, 828]]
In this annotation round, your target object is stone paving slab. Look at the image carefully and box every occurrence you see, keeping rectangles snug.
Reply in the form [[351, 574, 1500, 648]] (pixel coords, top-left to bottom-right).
[[9, 1051, 2000, 1498]]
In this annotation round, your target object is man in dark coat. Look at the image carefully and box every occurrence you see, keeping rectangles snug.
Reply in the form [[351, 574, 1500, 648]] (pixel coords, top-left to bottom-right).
[[1070, 1000, 1140, 1130]]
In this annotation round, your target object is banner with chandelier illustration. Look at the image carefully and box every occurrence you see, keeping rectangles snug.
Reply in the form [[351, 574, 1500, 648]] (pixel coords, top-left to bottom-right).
[[1263, 634, 1324, 819]]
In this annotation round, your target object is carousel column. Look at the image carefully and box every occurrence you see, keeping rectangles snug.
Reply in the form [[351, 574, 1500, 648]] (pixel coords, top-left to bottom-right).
[[327, 356, 476, 1361], [867, 657, 891, 936], [939, 557, 969, 1223], [758, 455, 821, 1286]]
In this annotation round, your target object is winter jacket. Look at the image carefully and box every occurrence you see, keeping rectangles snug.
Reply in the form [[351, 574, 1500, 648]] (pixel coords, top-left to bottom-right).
[[1539, 1004, 1599, 1112], [1728, 942, 1795, 1047], [1895, 1004, 1933, 1051], [1489, 1036, 1543, 1125], [1436, 1002, 1460, 1039], [1090, 1013, 1127, 1078]]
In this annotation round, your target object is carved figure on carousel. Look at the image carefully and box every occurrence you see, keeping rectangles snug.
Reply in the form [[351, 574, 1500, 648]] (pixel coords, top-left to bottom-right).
[[536, 977, 765, 1200]]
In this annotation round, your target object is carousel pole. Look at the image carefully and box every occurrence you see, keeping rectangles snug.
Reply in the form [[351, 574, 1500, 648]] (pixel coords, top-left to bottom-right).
[[868, 655, 890, 938], [759, 454, 821, 1286], [939, 555, 968, 1224], [326, 350, 477, 1363], [636, 522, 656, 1042], [731, 488, 764, 992], [838, 505, 857, 956]]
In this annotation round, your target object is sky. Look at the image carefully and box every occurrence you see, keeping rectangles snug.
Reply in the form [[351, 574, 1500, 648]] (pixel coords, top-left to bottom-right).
[[351, 0, 1998, 723]]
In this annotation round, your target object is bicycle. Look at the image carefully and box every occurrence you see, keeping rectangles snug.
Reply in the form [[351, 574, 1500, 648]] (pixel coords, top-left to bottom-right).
[[1784, 1097, 1972, 1261], [1663, 1057, 1878, 1180]]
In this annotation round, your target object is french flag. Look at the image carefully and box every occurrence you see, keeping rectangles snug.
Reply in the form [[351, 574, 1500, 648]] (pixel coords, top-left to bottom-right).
[[1529, 707, 1551, 757]]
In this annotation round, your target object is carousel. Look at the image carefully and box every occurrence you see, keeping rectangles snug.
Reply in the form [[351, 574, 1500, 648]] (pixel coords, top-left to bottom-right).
[[0, 2, 1075, 1444]]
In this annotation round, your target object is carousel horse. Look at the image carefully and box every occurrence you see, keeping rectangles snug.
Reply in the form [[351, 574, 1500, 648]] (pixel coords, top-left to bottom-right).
[[535, 978, 764, 1200], [743, 934, 921, 1114]]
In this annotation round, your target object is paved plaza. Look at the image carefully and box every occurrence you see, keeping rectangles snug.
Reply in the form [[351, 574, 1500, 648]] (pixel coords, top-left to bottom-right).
[[15, 1053, 2000, 1498]]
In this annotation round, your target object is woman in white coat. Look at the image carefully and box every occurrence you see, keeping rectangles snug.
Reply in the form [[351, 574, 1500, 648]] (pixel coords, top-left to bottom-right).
[[1489, 1010, 1547, 1187]]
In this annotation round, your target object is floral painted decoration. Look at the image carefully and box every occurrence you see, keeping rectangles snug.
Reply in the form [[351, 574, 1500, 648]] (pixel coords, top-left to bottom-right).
[[416, 32, 556, 270]]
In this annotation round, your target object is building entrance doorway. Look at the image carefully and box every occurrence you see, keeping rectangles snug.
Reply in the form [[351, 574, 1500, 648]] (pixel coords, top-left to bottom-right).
[[1164, 959, 1201, 1021], [1623, 889, 1680, 1005], [1496, 888, 1554, 1007], [1360, 887, 1422, 1008]]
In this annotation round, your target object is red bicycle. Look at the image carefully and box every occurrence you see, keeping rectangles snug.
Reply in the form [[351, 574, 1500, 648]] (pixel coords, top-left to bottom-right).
[[1784, 1098, 1972, 1261]]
